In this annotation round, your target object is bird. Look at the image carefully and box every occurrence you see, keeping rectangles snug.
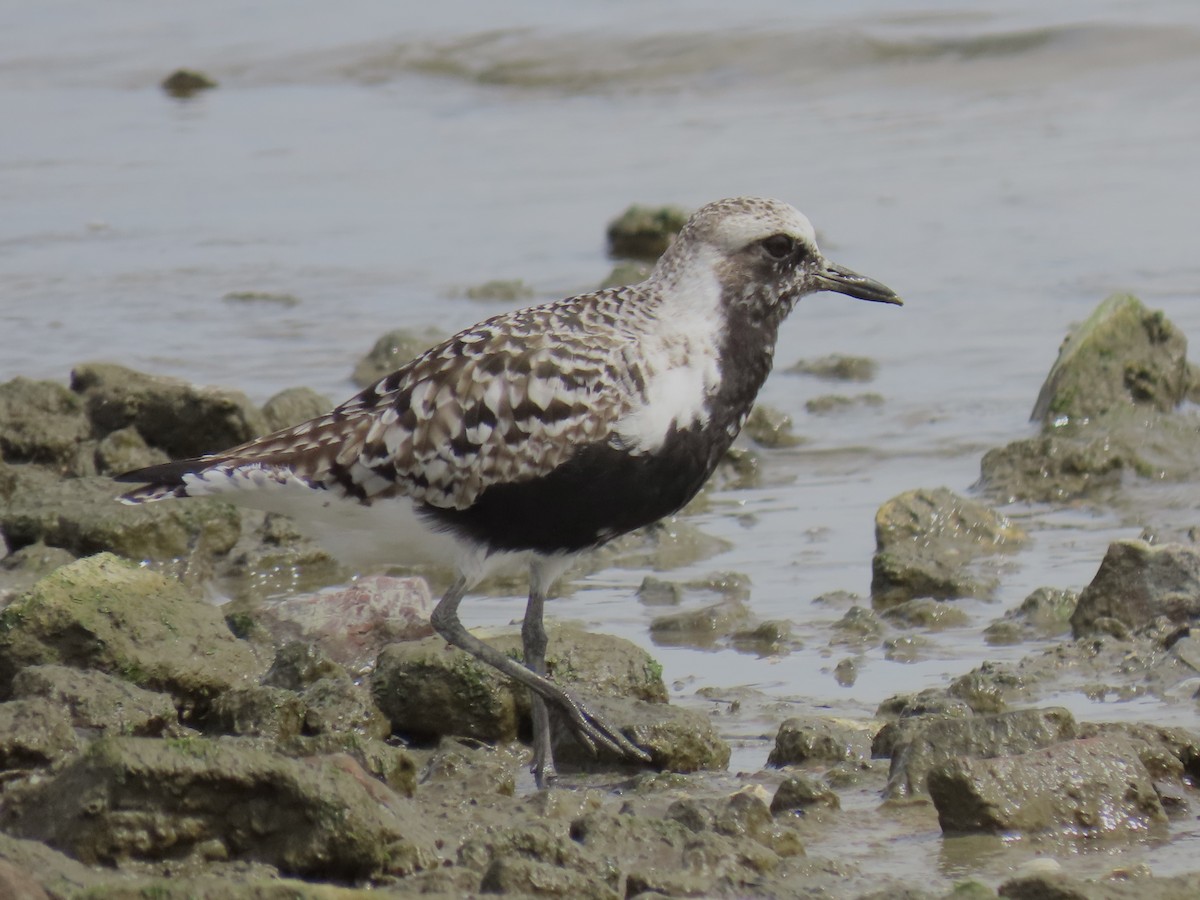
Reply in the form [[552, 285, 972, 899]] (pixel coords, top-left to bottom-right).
[[116, 197, 901, 787]]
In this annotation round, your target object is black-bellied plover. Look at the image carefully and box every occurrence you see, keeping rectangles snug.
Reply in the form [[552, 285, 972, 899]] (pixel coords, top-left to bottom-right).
[[117, 197, 901, 786]]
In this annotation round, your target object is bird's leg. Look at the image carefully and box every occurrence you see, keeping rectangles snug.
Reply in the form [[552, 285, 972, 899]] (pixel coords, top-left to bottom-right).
[[429, 578, 651, 769], [521, 585, 556, 787]]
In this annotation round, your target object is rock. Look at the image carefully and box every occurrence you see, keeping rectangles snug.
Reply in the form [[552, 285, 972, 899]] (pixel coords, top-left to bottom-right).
[[999, 871, 1200, 899], [372, 624, 667, 744], [831, 605, 884, 644], [0, 698, 80, 771], [552, 693, 730, 774], [93, 426, 169, 475], [786, 354, 879, 382], [0, 377, 91, 471], [298, 676, 391, 740], [70, 362, 267, 459], [742, 404, 802, 448], [636, 576, 683, 606], [261, 386, 332, 432], [884, 707, 1078, 799], [206, 684, 307, 741], [927, 737, 1166, 837], [0, 468, 240, 562], [871, 487, 1026, 608], [771, 774, 840, 812], [10, 664, 178, 737], [947, 663, 1026, 714], [281, 733, 418, 798], [0, 543, 77, 586], [0, 736, 431, 879], [598, 261, 652, 289], [1071, 540, 1200, 637], [372, 638, 521, 743], [880, 598, 971, 630], [222, 289, 301, 307], [984, 587, 1078, 645], [351, 327, 444, 388], [1031, 293, 1189, 426], [0, 833, 104, 898], [464, 279, 534, 302], [767, 716, 872, 767], [161, 68, 218, 98], [263, 641, 347, 690], [978, 428, 1129, 503], [0, 554, 263, 713], [649, 599, 753, 648], [605, 204, 689, 261], [421, 738, 525, 798], [571, 807, 781, 896], [805, 393, 884, 414], [253, 575, 434, 674]]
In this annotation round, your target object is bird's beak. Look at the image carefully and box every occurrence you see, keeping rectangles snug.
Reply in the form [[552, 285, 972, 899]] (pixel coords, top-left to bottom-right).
[[813, 260, 902, 305]]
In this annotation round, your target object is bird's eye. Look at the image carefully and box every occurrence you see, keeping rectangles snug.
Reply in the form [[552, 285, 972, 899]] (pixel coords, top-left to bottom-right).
[[761, 234, 796, 260]]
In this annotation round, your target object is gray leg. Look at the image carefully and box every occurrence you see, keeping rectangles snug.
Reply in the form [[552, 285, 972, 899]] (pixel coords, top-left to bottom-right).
[[429, 578, 650, 772], [522, 586, 555, 786]]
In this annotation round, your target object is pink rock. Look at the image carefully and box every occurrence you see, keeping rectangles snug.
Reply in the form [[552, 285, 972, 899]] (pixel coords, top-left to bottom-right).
[[256, 575, 434, 673]]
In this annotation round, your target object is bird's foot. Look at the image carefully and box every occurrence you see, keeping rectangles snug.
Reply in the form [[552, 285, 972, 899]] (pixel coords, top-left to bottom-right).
[[551, 690, 652, 764]]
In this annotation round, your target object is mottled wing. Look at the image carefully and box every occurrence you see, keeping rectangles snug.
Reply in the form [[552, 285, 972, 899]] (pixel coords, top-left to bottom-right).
[[122, 291, 643, 510]]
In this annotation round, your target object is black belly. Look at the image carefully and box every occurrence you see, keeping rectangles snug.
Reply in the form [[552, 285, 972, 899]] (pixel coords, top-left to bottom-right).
[[421, 427, 725, 554]]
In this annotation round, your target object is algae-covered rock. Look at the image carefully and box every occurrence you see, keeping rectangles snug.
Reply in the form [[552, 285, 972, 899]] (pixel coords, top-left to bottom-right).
[[786, 354, 879, 382], [771, 774, 840, 812], [742, 404, 802, 448], [553, 693, 730, 774], [1071, 540, 1200, 637], [0, 553, 263, 709], [0, 377, 91, 470], [71, 362, 267, 459], [93, 425, 169, 475], [0, 698, 80, 771], [10, 664, 178, 737], [871, 487, 1026, 608], [351, 327, 444, 388], [464, 278, 534, 302], [605, 204, 689, 261], [767, 716, 873, 767], [206, 684, 307, 742], [927, 737, 1166, 837], [161, 68, 217, 98], [261, 386, 332, 432], [0, 468, 240, 561], [371, 624, 667, 744], [1031, 293, 1189, 426], [884, 707, 1077, 799], [0, 833, 104, 898], [0, 736, 432, 880]]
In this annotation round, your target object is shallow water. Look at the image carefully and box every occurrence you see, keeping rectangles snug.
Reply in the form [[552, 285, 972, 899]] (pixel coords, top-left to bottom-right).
[[4, 0, 1200, 890]]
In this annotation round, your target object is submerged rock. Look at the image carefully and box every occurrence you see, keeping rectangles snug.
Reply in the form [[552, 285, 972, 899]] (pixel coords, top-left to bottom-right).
[[1071, 540, 1200, 637], [786, 353, 879, 382], [870, 487, 1026, 608], [742, 404, 802, 448]]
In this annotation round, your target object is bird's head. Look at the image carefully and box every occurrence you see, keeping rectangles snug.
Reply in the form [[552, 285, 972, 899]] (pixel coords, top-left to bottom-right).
[[653, 197, 901, 322]]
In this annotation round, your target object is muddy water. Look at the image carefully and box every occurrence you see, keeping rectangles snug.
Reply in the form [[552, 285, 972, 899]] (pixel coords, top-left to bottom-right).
[[4, 0, 1200, 891]]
